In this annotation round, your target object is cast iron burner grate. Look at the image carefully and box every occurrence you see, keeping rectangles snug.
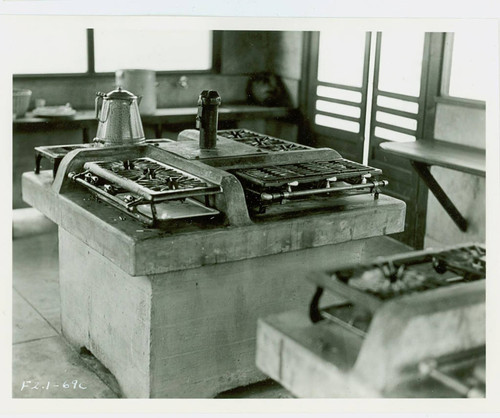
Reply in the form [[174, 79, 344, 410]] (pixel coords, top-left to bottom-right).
[[95, 159, 209, 191], [69, 157, 222, 226], [338, 244, 486, 300], [233, 159, 382, 188], [218, 129, 311, 152], [310, 243, 486, 318], [83, 157, 221, 201], [308, 243, 486, 338]]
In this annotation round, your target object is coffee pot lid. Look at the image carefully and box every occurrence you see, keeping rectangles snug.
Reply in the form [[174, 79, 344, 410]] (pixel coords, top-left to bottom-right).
[[105, 86, 137, 100]]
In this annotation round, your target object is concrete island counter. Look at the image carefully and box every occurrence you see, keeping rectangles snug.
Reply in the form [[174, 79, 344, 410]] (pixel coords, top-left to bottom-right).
[[22, 129, 405, 398]]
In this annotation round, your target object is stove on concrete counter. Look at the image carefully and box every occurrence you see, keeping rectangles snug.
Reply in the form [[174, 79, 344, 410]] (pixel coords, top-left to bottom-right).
[[33, 128, 389, 228], [22, 121, 405, 397], [256, 243, 485, 398]]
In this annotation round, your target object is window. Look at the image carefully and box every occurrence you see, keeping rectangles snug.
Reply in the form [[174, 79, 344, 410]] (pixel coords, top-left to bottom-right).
[[317, 31, 366, 87], [10, 27, 87, 74], [13, 28, 214, 75], [377, 32, 425, 97], [313, 32, 370, 137], [311, 31, 425, 147], [94, 29, 213, 73], [442, 31, 489, 103], [371, 32, 426, 144]]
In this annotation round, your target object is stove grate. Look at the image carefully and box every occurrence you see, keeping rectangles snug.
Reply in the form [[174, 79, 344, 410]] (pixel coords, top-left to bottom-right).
[[218, 129, 311, 152], [233, 159, 381, 188]]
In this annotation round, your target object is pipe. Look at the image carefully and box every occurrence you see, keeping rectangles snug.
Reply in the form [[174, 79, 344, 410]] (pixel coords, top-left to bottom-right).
[[260, 180, 388, 202]]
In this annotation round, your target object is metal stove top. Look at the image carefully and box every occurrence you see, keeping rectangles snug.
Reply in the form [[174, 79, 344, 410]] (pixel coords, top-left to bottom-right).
[[69, 157, 222, 226], [218, 129, 312, 152], [83, 157, 221, 201], [229, 156, 386, 212], [310, 244, 486, 319], [233, 159, 382, 188]]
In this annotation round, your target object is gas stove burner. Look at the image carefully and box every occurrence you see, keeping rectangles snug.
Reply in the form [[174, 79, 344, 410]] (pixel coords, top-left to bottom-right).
[[69, 157, 222, 227], [230, 158, 386, 212], [234, 159, 381, 188], [83, 157, 221, 200], [218, 129, 311, 152], [34, 144, 93, 176], [307, 243, 486, 368], [96, 158, 211, 192], [432, 245, 485, 276], [313, 244, 486, 314]]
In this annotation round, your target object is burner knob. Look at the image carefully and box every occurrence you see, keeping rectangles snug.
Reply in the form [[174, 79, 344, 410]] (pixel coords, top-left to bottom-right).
[[85, 173, 99, 185], [361, 173, 372, 184], [432, 257, 447, 274], [326, 177, 337, 188], [104, 184, 116, 195], [286, 181, 298, 193]]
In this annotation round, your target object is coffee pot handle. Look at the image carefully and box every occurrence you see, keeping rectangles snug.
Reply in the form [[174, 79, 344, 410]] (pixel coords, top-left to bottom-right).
[[95, 92, 105, 122]]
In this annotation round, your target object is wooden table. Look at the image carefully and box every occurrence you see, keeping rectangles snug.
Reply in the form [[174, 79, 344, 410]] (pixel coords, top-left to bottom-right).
[[13, 105, 297, 141], [380, 140, 485, 232]]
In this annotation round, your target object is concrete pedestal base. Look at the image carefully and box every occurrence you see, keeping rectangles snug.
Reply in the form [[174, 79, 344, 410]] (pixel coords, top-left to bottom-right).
[[58, 229, 402, 398]]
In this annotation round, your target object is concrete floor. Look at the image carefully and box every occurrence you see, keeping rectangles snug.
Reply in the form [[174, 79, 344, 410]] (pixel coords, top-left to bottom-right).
[[12, 212, 291, 399]]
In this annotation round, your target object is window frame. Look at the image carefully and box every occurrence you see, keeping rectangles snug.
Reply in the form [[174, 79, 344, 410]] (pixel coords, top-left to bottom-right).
[[306, 31, 372, 154], [438, 32, 486, 109], [13, 29, 222, 79], [369, 31, 429, 146]]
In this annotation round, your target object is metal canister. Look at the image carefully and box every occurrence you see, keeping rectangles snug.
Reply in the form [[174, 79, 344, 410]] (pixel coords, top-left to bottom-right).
[[196, 90, 221, 150], [115, 69, 157, 115]]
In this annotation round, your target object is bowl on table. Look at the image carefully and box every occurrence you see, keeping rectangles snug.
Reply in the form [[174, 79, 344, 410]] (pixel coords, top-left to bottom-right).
[[13, 88, 32, 119]]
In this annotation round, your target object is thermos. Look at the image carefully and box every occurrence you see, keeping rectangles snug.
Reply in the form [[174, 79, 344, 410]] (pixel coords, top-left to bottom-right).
[[196, 90, 221, 150]]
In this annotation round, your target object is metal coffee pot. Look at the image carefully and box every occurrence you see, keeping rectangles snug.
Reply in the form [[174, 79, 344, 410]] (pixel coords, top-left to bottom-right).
[[94, 87, 145, 146]]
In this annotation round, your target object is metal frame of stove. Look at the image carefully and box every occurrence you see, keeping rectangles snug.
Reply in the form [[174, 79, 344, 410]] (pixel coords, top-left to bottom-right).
[[68, 158, 223, 226], [304, 243, 486, 397], [35, 128, 391, 227], [51, 144, 254, 228]]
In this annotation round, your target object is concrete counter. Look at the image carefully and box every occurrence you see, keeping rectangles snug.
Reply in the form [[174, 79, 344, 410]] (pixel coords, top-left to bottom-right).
[[22, 169, 406, 397]]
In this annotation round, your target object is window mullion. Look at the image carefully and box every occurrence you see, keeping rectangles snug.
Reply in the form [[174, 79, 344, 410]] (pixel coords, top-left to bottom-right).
[[87, 28, 95, 74]]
